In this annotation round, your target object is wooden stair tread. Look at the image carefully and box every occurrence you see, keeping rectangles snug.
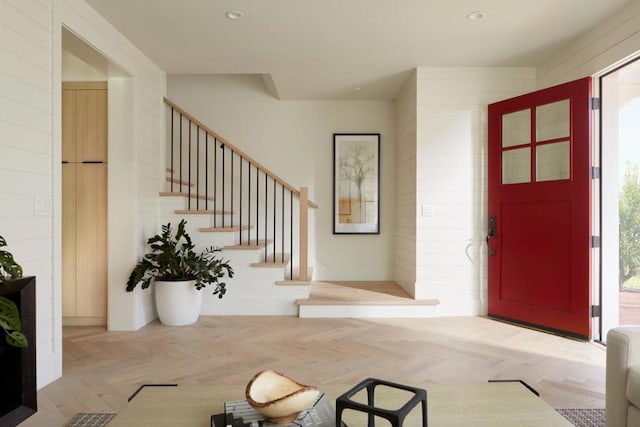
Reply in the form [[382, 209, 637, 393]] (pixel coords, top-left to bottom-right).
[[296, 281, 440, 306], [175, 209, 232, 215], [160, 192, 215, 201], [251, 253, 290, 268], [251, 262, 289, 268], [199, 225, 251, 232], [166, 177, 194, 187], [225, 240, 273, 250], [276, 280, 312, 286]]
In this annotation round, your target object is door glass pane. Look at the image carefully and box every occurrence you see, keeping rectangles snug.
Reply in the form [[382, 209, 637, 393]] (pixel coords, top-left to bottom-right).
[[502, 109, 531, 148], [503, 148, 531, 184], [536, 141, 570, 182], [536, 100, 570, 141]]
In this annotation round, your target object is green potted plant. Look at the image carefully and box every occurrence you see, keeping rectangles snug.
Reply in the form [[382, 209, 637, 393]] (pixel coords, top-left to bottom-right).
[[126, 219, 234, 326], [0, 235, 27, 347]]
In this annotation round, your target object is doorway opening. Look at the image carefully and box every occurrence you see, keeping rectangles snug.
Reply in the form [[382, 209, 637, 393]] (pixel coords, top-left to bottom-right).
[[600, 57, 640, 341], [60, 27, 131, 330]]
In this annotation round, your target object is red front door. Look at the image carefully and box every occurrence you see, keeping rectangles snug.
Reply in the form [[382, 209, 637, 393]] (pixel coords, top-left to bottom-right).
[[487, 77, 593, 339]]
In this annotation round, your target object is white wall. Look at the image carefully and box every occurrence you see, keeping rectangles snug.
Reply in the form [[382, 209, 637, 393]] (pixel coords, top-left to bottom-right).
[[167, 74, 396, 281], [394, 71, 418, 296], [537, 0, 640, 87], [62, 50, 106, 81], [0, 0, 165, 388], [413, 67, 536, 314], [0, 0, 57, 390]]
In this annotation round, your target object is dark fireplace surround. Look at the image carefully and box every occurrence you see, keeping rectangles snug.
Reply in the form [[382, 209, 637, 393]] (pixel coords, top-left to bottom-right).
[[0, 276, 37, 426]]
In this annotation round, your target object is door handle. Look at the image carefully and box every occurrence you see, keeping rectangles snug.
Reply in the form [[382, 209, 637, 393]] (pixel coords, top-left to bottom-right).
[[487, 215, 496, 257]]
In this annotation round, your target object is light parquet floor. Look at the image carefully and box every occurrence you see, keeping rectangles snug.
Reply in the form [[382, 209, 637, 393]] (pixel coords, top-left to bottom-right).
[[20, 316, 606, 426]]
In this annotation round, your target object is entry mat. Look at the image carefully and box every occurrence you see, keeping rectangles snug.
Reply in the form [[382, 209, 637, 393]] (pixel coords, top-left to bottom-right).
[[556, 408, 605, 427], [66, 413, 115, 426], [66, 409, 606, 427]]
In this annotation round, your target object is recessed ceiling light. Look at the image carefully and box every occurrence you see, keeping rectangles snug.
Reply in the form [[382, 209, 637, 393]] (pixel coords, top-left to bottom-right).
[[353, 86, 362, 91], [467, 11, 484, 20], [225, 11, 244, 20]]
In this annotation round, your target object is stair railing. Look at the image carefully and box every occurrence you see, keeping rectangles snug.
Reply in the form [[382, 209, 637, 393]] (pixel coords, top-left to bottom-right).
[[164, 98, 317, 281]]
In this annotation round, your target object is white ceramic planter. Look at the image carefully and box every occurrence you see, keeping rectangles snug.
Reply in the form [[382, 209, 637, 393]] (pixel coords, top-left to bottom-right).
[[155, 280, 203, 326]]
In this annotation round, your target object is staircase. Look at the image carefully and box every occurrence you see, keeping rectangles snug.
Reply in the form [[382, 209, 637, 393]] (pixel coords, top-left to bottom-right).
[[161, 98, 439, 318], [158, 193, 309, 315]]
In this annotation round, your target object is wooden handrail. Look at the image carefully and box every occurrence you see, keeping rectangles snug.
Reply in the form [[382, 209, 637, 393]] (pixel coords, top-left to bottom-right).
[[164, 97, 318, 209]]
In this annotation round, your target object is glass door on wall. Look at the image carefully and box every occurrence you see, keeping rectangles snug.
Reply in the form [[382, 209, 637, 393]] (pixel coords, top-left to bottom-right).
[[601, 58, 640, 340]]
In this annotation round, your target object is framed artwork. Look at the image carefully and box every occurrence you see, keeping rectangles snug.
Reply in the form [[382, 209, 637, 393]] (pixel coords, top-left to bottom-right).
[[333, 133, 380, 234]]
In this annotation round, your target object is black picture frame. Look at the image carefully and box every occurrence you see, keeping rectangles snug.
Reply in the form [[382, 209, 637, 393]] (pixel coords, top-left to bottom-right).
[[0, 276, 37, 427], [333, 133, 380, 234]]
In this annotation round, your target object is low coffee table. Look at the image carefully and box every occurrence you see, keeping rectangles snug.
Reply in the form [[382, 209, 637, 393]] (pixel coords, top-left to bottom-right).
[[108, 381, 572, 426]]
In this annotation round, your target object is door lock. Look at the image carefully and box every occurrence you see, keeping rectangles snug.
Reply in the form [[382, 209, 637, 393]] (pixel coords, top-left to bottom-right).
[[487, 215, 496, 257]]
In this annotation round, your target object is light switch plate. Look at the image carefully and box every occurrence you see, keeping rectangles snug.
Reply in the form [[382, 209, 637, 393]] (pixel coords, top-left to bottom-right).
[[421, 204, 435, 217], [34, 197, 52, 216]]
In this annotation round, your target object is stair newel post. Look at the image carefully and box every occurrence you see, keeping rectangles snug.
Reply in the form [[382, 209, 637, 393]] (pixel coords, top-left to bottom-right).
[[299, 187, 309, 281]]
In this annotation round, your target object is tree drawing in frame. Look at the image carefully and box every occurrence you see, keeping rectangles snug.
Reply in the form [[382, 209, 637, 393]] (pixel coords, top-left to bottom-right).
[[333, 133, 380, 234]]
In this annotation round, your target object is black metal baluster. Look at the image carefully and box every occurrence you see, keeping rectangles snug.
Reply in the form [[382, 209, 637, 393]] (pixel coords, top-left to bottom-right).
[[179, 113, 183, 195], [170, 107, 174, 192], [205, 133, 209, 210], [290, 191, 294, 279], [213, 138, 217, 228], [239, 156, 243, 245], [273, 179, 276, 263], [256, 165, 259, 246], [248, 161, 251, 245], [222, 143, 225, 228], [196, 126, 200, 211], [265, 172, 268, 262], [281, 186, 285, 264], [188, 120, 192, 210]]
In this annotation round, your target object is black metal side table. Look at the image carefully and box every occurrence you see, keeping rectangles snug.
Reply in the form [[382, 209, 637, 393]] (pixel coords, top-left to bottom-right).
[[335, 378, 427, 427]]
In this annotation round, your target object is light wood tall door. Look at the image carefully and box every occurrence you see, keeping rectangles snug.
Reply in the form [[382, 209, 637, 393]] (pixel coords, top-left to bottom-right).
[[62, 82, 108, 326]]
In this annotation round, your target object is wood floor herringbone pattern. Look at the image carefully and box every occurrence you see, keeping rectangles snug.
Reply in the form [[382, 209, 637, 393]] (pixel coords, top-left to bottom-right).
[[19, 316, 606, 427]]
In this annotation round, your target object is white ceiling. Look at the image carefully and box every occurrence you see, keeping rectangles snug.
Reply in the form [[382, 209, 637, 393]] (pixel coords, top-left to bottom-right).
[[85, 0, 631, 100]]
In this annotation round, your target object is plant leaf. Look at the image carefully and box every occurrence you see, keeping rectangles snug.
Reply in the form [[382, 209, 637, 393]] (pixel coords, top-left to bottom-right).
[[5, 330, 27, 348], [0, 296, 21, 331]]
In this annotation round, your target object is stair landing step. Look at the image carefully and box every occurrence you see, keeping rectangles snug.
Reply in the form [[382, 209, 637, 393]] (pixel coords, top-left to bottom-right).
[[160, 192, 215, 201], [296, 281, 440, 306]]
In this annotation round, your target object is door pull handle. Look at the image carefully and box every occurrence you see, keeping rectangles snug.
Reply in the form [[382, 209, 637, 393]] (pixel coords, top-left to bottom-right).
[[487, 215, 496, 257]]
